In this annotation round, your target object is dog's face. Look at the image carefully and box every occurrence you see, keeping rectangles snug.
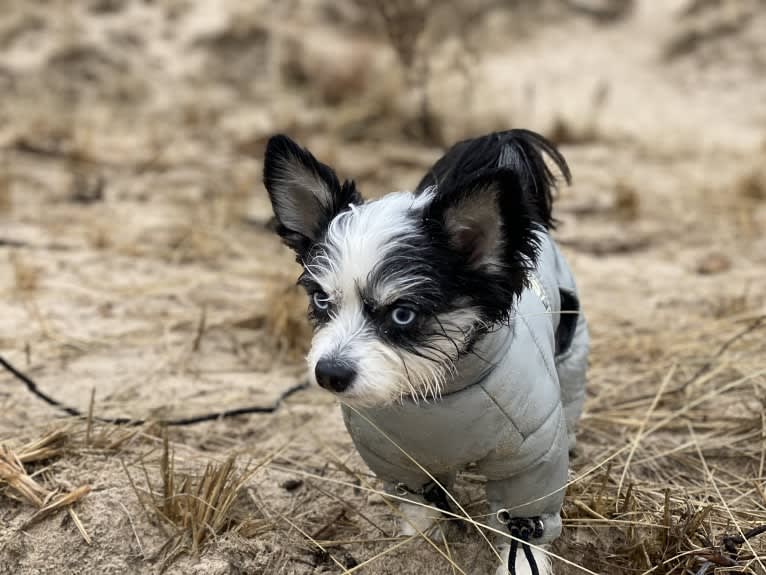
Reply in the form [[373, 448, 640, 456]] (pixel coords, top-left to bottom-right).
[[263, 133, 566, 406]]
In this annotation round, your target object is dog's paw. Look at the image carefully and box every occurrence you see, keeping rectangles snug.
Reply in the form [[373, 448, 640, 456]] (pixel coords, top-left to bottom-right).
[[495, 543, 553, 575], [396, 501, 444, 540]]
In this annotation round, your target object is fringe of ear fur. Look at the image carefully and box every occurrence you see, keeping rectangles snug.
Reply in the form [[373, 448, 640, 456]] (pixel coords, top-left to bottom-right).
[[263, 134, 362, 258], [416, 129, 571, 230]]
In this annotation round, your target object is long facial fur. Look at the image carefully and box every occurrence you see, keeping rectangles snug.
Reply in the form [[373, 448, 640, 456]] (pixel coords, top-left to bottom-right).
[[302, 191, 486, 405], [263, 132, 569, 407]]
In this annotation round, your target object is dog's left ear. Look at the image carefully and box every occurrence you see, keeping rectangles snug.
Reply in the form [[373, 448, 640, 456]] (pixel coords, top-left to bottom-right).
[[426, 170, 540, 278], [425, 169, 543, 300], [422, 130, 569, 297], [263, 135, 362, 258]]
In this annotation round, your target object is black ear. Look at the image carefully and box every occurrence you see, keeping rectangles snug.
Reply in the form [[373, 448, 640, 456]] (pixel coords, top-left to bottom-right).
[[426, 170, 542, 288], [263, 135, 362, 258], [421, 130, 569, 289], [417, 129, 570, 231]]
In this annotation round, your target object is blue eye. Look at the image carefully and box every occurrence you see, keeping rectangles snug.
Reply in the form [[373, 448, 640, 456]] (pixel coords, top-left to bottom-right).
[[391, 307, 416, 326], [312, 291, 330, 310]]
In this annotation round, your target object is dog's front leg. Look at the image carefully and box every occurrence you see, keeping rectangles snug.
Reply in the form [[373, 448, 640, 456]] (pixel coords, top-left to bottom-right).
[[389, 476, 455, 540], [397, 500, 443, 537]]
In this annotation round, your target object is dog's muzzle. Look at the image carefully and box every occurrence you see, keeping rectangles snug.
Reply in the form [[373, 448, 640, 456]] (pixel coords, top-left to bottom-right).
[[314, 359, 356, 393]]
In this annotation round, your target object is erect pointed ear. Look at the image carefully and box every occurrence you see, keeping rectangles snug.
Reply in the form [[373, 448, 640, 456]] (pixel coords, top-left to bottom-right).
[[425, 170, 541, 284], [263, 135, 362, 258]]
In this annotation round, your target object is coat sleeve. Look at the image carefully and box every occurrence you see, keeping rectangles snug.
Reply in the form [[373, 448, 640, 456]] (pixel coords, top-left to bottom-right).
[[484, 415, 570, 544]]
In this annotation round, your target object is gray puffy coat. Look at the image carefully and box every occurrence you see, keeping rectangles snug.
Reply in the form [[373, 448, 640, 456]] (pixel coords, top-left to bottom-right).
[[342, 232, 589, 543]]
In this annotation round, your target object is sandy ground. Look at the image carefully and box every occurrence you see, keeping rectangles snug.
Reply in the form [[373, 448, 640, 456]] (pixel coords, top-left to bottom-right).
[[1, 1, 766, 574]]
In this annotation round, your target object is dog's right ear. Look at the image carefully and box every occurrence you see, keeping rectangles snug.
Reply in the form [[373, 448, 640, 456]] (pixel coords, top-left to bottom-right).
[[263, 135, 362, 258]]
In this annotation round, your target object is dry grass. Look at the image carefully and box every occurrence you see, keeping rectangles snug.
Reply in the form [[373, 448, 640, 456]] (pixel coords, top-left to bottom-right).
[[125, 433, 262, 571], [548, 84, 609, 146], [358, 0, 429, 69], [737, 165, 766, 202], [258, 283, 313, 360], [0, 429, 91, 544], [612, 179, 641, 221], [10, 252, 40, 292], [356, 0, 441, 143], [728, 163, 766, 237], [86, 224, 113, 250], [0, 170, 11, 215], [560, 315, 766, 573], [664, 0, 755, 60], [231, 281, 313, 361], [548, 117, 601, 147]]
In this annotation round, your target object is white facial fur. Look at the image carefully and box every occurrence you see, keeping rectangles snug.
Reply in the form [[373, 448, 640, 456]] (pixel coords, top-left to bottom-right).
[[304, 190, 483, 406], [305, 190, 432, 303]]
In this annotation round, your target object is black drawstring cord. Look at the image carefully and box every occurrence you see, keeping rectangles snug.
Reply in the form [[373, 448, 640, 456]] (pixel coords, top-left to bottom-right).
[[509, 539, 539, 575], [496, 511, 544, 575]]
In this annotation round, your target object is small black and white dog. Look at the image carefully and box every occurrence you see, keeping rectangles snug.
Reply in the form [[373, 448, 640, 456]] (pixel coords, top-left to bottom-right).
[[263, 131, 589, 575]]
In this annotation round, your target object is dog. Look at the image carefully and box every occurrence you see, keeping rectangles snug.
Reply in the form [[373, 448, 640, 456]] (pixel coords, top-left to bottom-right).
[[263, 130, 589, 575]]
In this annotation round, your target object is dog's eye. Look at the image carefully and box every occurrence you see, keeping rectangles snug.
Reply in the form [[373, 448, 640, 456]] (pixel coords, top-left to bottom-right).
[[312, 291, 331, 310], [390, 307, 417, 327]]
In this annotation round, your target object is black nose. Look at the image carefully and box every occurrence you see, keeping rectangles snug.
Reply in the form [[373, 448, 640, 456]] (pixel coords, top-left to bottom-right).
[[315, 360, 356, 393]]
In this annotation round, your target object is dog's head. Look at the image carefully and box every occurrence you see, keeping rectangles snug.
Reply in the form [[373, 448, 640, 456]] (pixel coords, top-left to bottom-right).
[[263, 131, 569, 406]]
